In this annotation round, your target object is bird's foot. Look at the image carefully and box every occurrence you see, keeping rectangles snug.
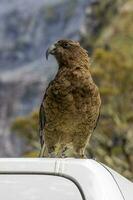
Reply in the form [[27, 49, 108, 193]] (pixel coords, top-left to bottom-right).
[[74, 153, 87, 159]]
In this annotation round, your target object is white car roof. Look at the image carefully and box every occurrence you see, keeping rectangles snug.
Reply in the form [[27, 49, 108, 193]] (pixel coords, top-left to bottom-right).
[[0, 158, 132, 200]]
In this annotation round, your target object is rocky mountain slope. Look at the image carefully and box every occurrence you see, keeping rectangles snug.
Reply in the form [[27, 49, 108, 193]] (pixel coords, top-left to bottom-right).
[[0, 0, 90, 156]]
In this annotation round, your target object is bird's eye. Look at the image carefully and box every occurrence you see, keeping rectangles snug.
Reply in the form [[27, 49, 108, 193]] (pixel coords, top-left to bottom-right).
[[63, 43, 69, 48]]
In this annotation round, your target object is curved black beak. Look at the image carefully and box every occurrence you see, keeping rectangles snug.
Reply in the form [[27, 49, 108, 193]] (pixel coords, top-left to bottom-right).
[[46, 43, 56, 60]]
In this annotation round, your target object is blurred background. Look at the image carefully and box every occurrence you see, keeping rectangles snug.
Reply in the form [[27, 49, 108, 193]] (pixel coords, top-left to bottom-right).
[[0, 0, 132, 180]]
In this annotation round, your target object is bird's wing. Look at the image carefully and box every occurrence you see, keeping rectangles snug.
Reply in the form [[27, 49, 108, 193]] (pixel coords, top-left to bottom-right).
[[39, 102, 46, 147], [93, 109, 101, 131], [39, 80, 54, 147]]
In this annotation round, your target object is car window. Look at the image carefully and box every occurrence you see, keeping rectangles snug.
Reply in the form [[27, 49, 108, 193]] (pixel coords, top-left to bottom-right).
[[0, 174, 83, 200]]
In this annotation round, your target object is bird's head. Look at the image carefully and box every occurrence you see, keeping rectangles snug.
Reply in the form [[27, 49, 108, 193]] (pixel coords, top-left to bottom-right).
[[46, 39, 90, 68]]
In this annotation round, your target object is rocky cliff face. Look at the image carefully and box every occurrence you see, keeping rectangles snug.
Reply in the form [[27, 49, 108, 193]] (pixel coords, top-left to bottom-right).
[[0, 0, 91, 156]]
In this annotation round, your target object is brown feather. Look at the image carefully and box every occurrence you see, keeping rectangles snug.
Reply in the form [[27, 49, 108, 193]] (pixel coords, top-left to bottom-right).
[[39, 39, 101, 158]]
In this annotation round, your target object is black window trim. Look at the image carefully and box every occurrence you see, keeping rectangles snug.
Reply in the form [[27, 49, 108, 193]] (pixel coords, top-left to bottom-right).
[[0, 172, 86, 200]]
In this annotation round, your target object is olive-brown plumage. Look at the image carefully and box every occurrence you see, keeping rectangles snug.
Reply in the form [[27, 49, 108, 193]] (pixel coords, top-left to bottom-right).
[[39, 39, 101, 158]]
